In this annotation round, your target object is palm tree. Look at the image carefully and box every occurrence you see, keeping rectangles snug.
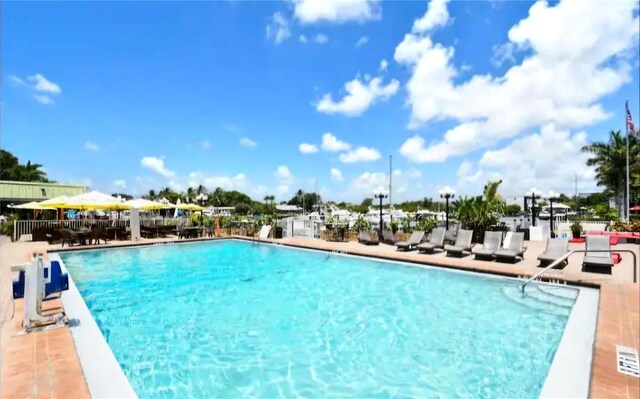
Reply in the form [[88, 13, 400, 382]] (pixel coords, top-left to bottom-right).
[[21, 161, 48, 182], [186, 187, 195, 202], [454, 180, 505, 242], [582, 130, 638, 215], [146, 190, 157, 200]]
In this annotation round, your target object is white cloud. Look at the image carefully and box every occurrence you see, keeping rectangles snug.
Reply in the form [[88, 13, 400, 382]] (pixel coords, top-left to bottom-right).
[[339, 146, 381, 163], [412, 0, 450, 33], [113, 179, 127, 189], [33, 94, 54, 105], [275, 165, 294, 185], [9, 75, 26, 86], [188, 172, 249, 192], [395, 0, 639, 162], [379, 59, 388, 71], [28, 74, 61, 94], [314, 33, 329, 44], [406, 168, 422, 179], [321, 132, 351, 151], [292, 0, 381, 24], [330, 168, 344, 182], [299, 34, 308, 43], [455, 125, 596, 196], [355, 36, 369, 47], [141, 156, 175, 178], [299, 143, 319, 154], [277, 184, 290, 196], [266, 12, 291, 44], [316, 75, 399, 116], [84, 141, 100, 151], [239, 137, 257, 147]]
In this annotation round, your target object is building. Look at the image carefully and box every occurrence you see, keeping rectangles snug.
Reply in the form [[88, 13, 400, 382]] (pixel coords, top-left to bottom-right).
[[0, 180, 87, 213]]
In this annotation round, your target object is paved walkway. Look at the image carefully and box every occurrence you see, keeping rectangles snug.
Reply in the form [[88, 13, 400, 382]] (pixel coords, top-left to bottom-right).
[[0, 235, 638, 398]]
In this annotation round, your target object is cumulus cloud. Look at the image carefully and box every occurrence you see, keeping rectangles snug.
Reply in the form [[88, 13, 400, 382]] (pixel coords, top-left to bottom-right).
[[314, 33, 329, 44], [339, 146, 381, 163], [316, 75, 399, 116], [299, 35, 308, 43], [275, 165, 294, 185], [299, 143, 319, 154], [355, 36, 369, 47], [292, 0, 381, 24], [330, 168, 344, 182], [396, 0, 639, 163], [84, 141, 100, 151], [188, 172, 249, 191], [33, 94, 54, 105], [141, 156, 175, 178], [266, 12, 291, 44], [277, 184, 290, 196], [239, 137, 257, 147], [379, 59, 388, 71], [321, 132, 351, 151], [412, 0, 450, 33]]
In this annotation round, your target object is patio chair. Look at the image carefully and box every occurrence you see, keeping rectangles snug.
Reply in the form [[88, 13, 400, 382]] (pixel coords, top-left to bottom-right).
[[473, 231, 502, 260], [416, 228, 445, 253], [395, 231, 425, 251], [358, 230, 379, 246], [582, 235, 614, 274], [494, 232, 526, 263], [381, 230, 396, 245], [444, 229, 474, 257], [60, 229, 79, 248], [90, 227, 109, 245], [537, 238, 569, 268]]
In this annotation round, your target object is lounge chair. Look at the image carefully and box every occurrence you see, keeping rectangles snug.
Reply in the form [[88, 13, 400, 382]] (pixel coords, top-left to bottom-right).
[[256, 225, 272, 240], [494, 232, 526, 263], [381, 230, 396, 245], [444, 229, 474, 257], [60, 229, 79, 247], [537, 238, 569, 268], [416, 228, 445, 253], [473, 231, 502, 260], [395, 231, 425, 251], [582, 236, 614, 274], [358, 230, 379, 245]]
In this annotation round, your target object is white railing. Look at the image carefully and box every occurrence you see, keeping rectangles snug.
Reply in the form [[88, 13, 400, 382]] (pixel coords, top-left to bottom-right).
[[13, 218, 192, 241]]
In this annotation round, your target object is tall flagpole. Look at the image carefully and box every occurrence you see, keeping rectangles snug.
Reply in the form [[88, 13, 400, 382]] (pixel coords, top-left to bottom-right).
[[626, 100, 630, 221]]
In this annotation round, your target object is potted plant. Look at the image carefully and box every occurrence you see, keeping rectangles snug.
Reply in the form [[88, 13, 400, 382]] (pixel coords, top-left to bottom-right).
[[570, 221, 583, 239]]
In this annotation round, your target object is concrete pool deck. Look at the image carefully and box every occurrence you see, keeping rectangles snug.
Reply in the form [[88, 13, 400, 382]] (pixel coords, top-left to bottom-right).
[[1, 235, 638, 398]]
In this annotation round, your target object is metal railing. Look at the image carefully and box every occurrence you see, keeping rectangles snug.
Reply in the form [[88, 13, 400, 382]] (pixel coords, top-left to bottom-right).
[[521, 249, 638, 291], [13, 218, 192, 241]]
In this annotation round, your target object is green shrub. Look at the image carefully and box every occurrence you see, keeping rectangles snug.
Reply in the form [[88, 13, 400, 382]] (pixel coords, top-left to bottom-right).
[[0, 214, 18, 239], [351, 215, 371, 232]]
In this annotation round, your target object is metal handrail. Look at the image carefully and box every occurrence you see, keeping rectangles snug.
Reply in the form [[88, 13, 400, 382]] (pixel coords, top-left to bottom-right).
[[521, 249, 638, 291]]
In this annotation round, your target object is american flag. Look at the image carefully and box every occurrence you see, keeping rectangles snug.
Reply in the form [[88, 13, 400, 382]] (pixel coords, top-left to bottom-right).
[[626, 101, 636, 137]]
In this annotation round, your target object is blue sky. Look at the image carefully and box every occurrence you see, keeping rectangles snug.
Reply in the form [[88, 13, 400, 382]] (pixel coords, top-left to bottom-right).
[[2, 0, 639, 202]]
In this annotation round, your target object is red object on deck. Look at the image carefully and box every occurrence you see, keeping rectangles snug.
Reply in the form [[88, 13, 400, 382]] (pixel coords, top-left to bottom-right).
[[612, 253, 622, 264], [569, 237, 586, 243]]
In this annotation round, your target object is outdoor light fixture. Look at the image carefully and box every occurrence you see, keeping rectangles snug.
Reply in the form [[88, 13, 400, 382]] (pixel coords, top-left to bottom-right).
[[546, 190, 560, 238], [439, 186, 456, 230], [525, 188, 542, 227], [374, 188, 388, 236]]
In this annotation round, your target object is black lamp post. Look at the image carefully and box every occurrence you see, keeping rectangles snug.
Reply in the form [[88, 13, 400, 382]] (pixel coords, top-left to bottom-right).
[[439, 187, 456, 230], [374, 191, 388, 236], [525, 188, 541, 227], [547, 191, 559, 238]]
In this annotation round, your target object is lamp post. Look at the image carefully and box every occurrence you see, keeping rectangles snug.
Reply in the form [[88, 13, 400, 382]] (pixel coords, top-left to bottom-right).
[[547, 190, 559, 238], [374, 189, 388, 237], [525, 188, 542, 227], [439, 187, 456, 231]]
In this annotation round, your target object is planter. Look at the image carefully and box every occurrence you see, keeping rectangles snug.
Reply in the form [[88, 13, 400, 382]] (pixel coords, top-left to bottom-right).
[[572, 230, 582, 239]]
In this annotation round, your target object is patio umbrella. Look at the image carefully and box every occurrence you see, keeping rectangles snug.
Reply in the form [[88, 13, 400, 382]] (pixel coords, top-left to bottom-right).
[[630, 205, 640, 212], [9, 201, 56, 210], [175, 203, 205, 211], [63, 190, 132, 210], [125, 198, 173, 210], [39, 195, 70, 221]]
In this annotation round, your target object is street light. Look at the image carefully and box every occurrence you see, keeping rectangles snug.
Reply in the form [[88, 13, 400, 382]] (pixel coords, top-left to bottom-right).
[[439, 186, 455, 230], [374, 188, 388, 237], [546, 190, 560, 238], [525, 188, 542, 227]]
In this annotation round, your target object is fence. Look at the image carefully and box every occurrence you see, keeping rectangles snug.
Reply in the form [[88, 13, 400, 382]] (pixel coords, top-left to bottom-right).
[[280, 218, 321, 239], [13, 218, 192, 242]]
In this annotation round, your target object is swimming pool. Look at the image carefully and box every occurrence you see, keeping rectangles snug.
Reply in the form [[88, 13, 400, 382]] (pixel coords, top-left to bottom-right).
[[60, 240, 592, 398]]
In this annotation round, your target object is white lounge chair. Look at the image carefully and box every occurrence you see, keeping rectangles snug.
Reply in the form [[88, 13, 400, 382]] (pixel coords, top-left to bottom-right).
[[257, 225, 272, 240]]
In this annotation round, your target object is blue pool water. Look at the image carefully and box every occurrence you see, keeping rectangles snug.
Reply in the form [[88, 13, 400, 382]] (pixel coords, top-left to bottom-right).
[[60, 240, 578, 398]]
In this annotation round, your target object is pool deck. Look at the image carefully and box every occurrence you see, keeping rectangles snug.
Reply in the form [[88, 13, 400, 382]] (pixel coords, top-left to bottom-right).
[[1, 235, 638, 398]]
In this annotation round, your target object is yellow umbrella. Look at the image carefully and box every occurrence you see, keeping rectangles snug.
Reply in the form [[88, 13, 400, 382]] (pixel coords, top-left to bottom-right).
[[175, 203, 205, 211], [62, 190, 132, 210], [39, 195, 69, 207]]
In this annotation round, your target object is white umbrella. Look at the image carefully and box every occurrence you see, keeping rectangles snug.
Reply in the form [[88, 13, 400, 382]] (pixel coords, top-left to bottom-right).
[[63, 190, 131, 210]]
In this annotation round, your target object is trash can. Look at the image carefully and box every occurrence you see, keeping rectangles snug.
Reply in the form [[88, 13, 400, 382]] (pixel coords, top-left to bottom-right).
[[275, 227, 283, 239]]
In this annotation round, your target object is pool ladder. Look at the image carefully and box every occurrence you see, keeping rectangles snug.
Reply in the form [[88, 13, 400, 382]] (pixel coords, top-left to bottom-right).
[[521, 249, 638, 291]]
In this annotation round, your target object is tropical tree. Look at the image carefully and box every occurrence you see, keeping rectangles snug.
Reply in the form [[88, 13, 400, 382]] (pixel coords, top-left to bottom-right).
[[146, 190, 157, 200], [0, 149, 51, 182], [454, 180, 506, 242], [582, 130, 639, 216]]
